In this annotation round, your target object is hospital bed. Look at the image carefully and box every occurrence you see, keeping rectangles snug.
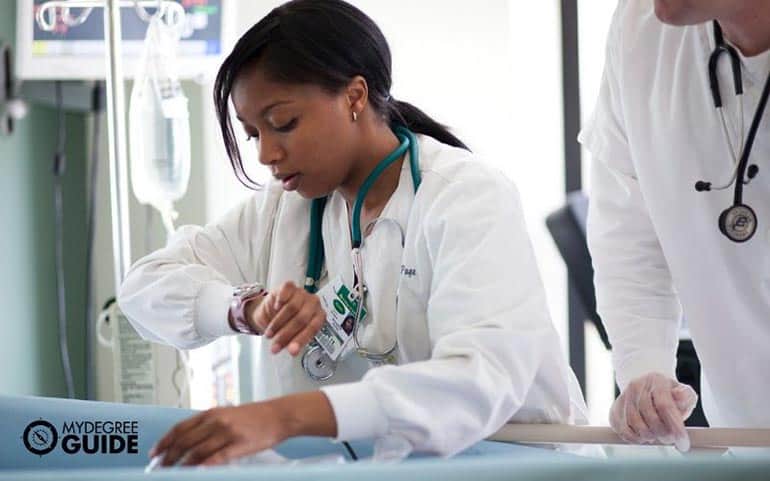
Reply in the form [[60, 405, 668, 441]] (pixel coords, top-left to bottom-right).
[[1, 395, 769, 481]]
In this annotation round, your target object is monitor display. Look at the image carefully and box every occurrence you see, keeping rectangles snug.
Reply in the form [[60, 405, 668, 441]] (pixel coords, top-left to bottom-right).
[[17, 0, 233, 80]]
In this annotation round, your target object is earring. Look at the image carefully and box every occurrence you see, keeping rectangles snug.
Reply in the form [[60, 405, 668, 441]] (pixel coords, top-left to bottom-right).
[[352, 111, 358, 122]]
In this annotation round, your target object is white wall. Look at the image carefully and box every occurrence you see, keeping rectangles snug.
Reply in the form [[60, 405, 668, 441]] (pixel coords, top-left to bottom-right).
[[578, 0, 619, 424]]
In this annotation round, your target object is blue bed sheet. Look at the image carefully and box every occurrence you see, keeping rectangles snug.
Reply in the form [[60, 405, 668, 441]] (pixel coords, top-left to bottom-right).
[[2, 395, 769, 481]]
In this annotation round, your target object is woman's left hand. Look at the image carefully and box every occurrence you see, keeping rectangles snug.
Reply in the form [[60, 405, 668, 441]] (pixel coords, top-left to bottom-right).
[[150, 391, 338, 467], [263, 281, 327, 356]]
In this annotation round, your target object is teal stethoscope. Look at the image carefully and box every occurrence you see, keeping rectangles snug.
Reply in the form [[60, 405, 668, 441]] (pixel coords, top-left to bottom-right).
[[300, 125, 421, 381]]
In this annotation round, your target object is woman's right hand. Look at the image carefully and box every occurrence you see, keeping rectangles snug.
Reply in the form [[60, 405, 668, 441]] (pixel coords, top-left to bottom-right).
[[247, 281, 327, 356]]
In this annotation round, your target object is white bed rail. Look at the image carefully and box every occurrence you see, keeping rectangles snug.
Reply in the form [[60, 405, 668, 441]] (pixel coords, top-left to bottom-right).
[[490, 424, 770, 448]]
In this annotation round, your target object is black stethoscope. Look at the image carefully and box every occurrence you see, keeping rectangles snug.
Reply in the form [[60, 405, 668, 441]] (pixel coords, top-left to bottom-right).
[[695, 21, 770, 243]]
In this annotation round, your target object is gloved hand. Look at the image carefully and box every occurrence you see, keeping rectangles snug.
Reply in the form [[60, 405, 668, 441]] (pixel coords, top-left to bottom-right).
[[609, 372, 698, 452]]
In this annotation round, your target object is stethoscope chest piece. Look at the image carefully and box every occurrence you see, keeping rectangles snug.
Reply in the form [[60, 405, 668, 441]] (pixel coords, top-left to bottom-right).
[[301, 344, 336, 381], [718, 203, 757, 242]]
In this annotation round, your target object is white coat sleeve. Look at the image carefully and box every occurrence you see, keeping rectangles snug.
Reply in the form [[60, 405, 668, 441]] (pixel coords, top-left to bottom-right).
[[321, 171, 569, 456], [579, 3, 680, 391], [117, 194, 264, 349]]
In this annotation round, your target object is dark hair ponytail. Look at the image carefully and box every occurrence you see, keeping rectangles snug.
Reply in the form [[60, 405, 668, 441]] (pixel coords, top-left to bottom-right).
[[387, 99, 467, 150], [214, 0, 468, 188]]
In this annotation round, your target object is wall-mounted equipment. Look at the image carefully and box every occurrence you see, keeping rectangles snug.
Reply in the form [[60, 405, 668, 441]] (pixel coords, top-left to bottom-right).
[[0, 42, 28, 135], [17, 0, 233, 80]]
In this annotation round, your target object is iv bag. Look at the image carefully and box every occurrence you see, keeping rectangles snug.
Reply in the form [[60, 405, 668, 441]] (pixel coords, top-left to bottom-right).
[[129, 15, 191, 234]]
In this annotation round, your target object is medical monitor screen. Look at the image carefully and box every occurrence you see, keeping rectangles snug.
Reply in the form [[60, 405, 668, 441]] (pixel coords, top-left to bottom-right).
[[17, 0, 232, 80]]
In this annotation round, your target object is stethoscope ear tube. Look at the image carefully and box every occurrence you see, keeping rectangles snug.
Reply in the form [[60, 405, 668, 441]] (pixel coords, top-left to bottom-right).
[[708, 21, 743, 108]]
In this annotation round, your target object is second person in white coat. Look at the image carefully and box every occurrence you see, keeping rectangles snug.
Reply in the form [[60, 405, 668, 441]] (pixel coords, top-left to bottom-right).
[[582, 0, 770, 452], [118, 0, 587, 466]]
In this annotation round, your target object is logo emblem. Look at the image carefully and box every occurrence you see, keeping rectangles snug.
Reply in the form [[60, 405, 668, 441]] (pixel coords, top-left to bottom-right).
[[22, 420, 58, 456], [720, 204, 757, 242]]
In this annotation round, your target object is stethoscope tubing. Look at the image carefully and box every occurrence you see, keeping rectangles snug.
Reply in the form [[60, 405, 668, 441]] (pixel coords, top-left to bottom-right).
[[733, 72, 770, 205], [708, 20, 769, 205]]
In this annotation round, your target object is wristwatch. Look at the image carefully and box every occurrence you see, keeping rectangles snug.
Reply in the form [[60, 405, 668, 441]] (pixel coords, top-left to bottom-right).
[[228, 283, 267, 334]]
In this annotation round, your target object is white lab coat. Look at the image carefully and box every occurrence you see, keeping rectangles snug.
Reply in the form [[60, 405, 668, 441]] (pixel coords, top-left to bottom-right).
[[118, 134, 587, 455], [581, 0, 770, 429]]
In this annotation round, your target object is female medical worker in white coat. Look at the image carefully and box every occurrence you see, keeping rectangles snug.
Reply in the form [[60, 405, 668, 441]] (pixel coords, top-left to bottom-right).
[[119, 0, 587, 466], [581, 0, 770, 452]]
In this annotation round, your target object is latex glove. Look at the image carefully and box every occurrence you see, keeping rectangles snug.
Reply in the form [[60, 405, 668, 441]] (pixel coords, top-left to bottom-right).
[[610, 372, 698, 452]]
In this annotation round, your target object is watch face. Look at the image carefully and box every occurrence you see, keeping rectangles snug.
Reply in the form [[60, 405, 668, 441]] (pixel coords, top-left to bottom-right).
[[235, 283, 265, 297]]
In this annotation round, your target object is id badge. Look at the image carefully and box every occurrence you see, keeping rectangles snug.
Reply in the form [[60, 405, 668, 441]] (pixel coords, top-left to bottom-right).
[[314, 276, 367, 361]]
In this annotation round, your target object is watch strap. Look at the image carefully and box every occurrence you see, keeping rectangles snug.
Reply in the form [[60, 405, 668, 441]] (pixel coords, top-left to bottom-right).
[[228, 283, 267, 334]]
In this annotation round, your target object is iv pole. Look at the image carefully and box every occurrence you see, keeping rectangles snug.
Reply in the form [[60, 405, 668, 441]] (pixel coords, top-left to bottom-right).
[[35, 1, 186, 401], [103, 0, 131, 290]]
